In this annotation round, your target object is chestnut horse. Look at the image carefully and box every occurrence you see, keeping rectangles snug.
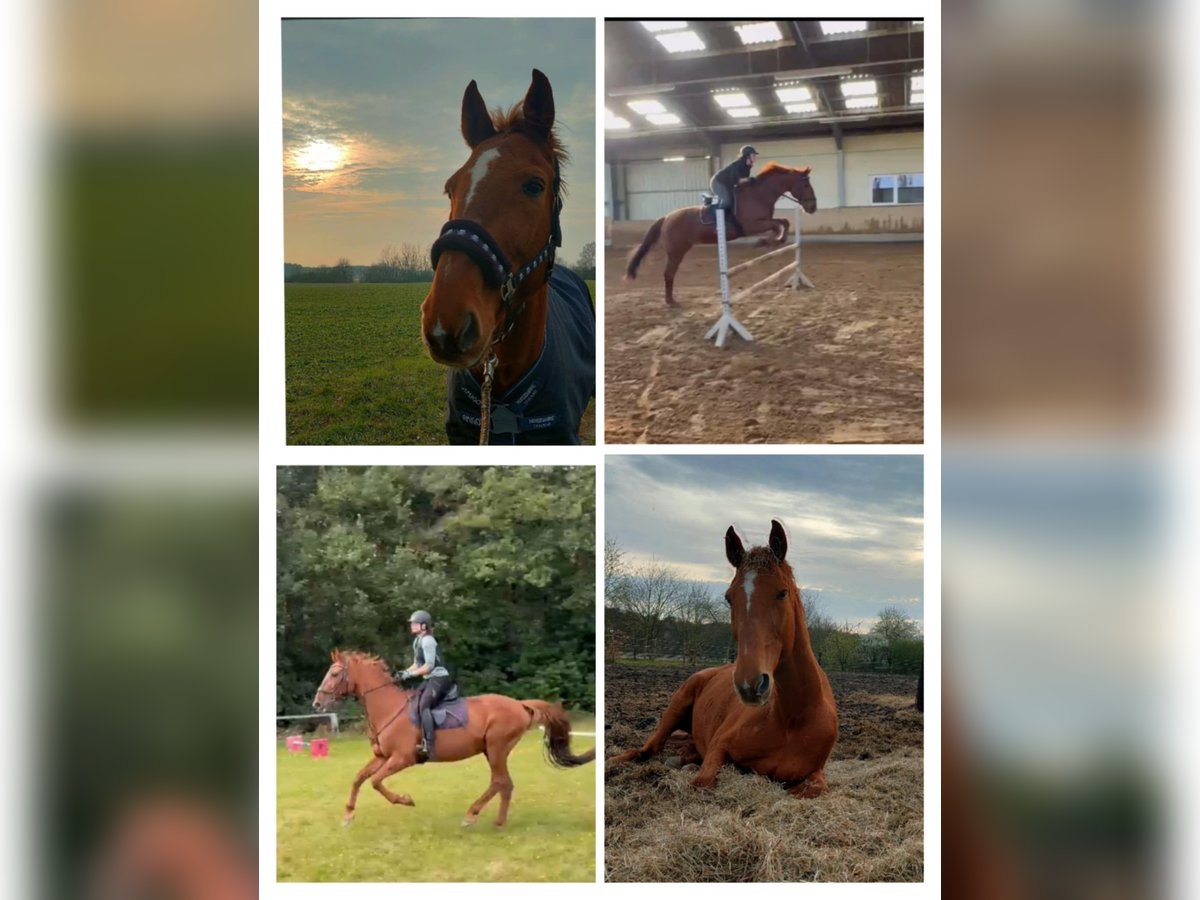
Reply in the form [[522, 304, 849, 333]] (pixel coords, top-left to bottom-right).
[[609, 520, 838, 797], [625, 164, 818, 307], [312, 650, 594, 827], [422, 69, 594, 444]]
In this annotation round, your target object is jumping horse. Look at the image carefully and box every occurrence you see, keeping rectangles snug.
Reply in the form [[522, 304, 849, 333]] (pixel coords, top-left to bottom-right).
[[609, 520, 839, 797], [625, 164, 818, 307], [313, 650, 595, 827], [422, 69, 594, 445]]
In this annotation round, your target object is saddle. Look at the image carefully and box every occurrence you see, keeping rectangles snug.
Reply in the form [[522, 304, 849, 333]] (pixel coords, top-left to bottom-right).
[[408, 684, 469, 731]]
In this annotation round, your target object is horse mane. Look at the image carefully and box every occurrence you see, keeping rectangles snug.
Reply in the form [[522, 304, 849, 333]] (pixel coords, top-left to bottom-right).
[[757, 162, 807, 178], [335, 649, 390, 672], [489, 104, 569, 184]]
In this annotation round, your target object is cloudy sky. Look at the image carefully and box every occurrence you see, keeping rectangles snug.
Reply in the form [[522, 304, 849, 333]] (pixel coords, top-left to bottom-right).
[[606, 456, 924, 632], [282, 19, 596, 267]]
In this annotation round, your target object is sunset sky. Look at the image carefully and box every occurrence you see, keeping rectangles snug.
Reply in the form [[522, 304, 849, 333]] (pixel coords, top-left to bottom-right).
[[606, 456, 924, 633], [282, 19, 596, 267]]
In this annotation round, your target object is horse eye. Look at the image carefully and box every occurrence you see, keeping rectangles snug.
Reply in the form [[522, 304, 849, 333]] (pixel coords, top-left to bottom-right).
[[523, 179, 544, 197], [776, 589, 787, 600]]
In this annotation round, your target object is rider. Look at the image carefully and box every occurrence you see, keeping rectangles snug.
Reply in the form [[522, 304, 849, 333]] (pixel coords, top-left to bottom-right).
[[710, 145, 759, 214], [400, 610, 454, 763]]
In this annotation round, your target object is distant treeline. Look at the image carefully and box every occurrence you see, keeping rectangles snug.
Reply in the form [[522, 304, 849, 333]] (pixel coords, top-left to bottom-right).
[[285, 241, 595, 284], [605, 538, 923, 675]]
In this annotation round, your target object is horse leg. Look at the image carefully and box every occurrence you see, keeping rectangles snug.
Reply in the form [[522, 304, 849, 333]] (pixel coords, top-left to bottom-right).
[[462, 732, 519, 828], [370, 753, 417, 808], [663, 249, 684, 307], [787, 770, 829, 799], [771, 217, 790, 243], [343, 755, 386, 825], [608, 675, 701, 766], [689, 740, 730, 790], [490, 735, 523, 828]]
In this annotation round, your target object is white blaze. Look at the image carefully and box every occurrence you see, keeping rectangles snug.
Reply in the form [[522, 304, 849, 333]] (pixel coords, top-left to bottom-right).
[[743, 570, 756, 613], [464, 147, 502, 212]]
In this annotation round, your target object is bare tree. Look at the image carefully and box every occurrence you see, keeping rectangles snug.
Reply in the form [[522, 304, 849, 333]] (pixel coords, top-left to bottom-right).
[[612, 560, 687, 659], [675, 582, 722, 665]]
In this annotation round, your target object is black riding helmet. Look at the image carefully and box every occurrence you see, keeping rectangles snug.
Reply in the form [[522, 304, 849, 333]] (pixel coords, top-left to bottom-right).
[[409, 610, 433, 628], [739, 145, 758, 160]]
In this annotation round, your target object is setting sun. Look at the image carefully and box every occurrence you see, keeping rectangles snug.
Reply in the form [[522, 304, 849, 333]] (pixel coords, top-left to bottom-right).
[[293, 140, 346, 172]]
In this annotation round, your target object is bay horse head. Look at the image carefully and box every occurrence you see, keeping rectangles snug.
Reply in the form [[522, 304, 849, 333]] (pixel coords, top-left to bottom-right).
[[762, 163, 816, 214], [422, 69, 566, 368], [312, 650, 387, 711], [723, 520, 805, 706]]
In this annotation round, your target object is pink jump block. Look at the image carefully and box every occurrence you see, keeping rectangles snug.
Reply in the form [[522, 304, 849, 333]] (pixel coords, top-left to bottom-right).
[[285, 736, 304, 753], [310, 738, 330, 758]]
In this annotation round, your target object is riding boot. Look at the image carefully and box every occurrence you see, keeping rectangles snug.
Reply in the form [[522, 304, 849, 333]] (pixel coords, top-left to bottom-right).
[[418, 708, 436, 763]]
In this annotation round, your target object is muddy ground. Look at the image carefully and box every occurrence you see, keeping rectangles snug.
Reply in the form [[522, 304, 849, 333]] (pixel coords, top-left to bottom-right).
[[605, 241, 923, 444], [605, 662, 924, 882]]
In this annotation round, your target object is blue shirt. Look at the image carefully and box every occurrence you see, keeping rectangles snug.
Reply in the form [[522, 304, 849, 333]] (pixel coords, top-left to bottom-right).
[[445, 266, 594, 445]]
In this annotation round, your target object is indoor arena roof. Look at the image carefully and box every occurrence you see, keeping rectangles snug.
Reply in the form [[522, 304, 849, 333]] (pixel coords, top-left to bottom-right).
[[605, 19, 925, 159]]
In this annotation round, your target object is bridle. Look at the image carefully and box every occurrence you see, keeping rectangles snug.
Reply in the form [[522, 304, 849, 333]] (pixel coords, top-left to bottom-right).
[[316, 662, 415, 743], [429, 159, 564, 444]]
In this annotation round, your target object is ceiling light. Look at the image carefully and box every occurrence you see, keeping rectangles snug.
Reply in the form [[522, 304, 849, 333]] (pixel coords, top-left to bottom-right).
[[734, 22, 782, 45], [662, 156, 685, 162], [645, 112, 682, 126], [627, 98, 666, 115], [819, 21, 867, 35], [605, 109, 631, 129], [655, 30, 705, 53], [840, 79, 878, 97], [785, 102, 819, 114], [775, 85, 812, 103], [712, 92, 751, 108], [640, 21, 687, 33], [727, 107, 760, 119], [844, 96, 879, 110]]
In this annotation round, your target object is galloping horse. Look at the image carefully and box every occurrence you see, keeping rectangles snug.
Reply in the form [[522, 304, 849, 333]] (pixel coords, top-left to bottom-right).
[[313, 650, 594, 827], [609, 520, 838, 797], [625, 164, 818, 307], [422, 69, 594, 445]]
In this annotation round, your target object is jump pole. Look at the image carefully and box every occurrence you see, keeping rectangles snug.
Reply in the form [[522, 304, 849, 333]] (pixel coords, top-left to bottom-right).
[[704, 208, 754, 349], [786, 200, 815, 290]]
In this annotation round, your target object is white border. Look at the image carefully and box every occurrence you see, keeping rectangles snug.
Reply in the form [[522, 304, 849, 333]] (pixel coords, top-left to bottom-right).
[[262, 3, 939, 895]]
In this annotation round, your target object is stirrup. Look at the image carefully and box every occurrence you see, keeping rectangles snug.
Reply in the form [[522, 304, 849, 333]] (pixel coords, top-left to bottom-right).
[[415, 742, 430, 764]]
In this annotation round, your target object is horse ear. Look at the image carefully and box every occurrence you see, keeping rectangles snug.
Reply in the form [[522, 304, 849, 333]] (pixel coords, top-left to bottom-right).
[[769, 520, 788, 562], [461, 79, 497, 148], [725, 526, 745, 568], [801, 166, 812, 175], [521, 68, 555, 141]]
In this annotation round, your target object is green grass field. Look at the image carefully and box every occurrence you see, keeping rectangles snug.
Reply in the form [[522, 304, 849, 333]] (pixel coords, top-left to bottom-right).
[[285, 282, 595, 445], [277, 724, 596, 882]]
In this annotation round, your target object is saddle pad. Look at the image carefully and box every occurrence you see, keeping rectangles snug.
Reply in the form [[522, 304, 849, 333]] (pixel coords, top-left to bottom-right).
[[445, 265, 595, 445], [410, 696, 470, 731]]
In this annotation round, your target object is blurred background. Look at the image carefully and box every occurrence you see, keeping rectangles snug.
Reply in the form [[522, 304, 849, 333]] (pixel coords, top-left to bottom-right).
[[943, 2, 1194, 899], [8, 0, 258, 898]]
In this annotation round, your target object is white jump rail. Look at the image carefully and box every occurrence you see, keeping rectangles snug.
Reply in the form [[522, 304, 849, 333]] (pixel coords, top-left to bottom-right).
[[705, 201, 813, 349]]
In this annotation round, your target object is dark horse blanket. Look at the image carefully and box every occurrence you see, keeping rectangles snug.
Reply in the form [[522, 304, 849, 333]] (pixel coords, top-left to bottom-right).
[[408, 694, 470, 731], [445, 266, 594, 445]]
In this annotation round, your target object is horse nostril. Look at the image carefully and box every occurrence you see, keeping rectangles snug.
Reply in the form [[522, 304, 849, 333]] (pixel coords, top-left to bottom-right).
[[756, 674, 770, 697], [456, 313, 479, 353]]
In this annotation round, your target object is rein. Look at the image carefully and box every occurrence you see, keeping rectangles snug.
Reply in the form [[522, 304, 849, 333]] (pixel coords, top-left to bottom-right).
[[429, 161, 564, 445]]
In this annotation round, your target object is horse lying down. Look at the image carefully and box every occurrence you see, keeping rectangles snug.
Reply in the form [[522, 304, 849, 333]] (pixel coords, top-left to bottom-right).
[[609, 519, 839, 798]]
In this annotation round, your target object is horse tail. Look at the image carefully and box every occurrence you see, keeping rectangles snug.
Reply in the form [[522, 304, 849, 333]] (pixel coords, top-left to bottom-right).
[[625, 216, 665, 281], [520, 700, 596, 767]]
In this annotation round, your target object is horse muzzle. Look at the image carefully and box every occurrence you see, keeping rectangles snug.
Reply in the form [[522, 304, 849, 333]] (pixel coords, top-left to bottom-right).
[[423, 310, 483, 367], [736, 673, 772, 706]]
